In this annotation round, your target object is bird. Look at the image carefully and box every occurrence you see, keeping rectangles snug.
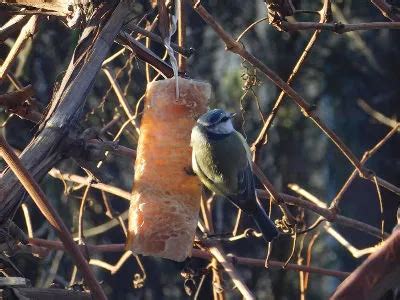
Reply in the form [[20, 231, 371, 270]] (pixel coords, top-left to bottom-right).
[[190, 108, 279, 242]]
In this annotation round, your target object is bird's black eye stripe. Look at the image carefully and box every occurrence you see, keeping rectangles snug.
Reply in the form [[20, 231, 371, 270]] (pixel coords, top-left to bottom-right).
[[220, 116, 229, 122]]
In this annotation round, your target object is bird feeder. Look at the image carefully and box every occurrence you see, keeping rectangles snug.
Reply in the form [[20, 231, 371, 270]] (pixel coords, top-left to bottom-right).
[[127, 77, 210, 261]]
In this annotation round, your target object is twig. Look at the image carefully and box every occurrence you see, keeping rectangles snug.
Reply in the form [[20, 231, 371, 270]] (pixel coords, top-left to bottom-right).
[[373, 176, 385, 241], [289, 184, 382, 258], [89, 251, 132, 274], [48, 164, 386, 239], [0, 135, 107, 300], [251, 0, 330, 158], [28, 238, 350, 279], [124, 19, 193, 58], [208, 245, 255, 300], [330, 122, 400, 210], [252, 163, 297, 226], [236, 17, 268, 42], [102, 67, 139, 129], [278, 21, 400, 33], [358, 99, 399, 130], [370, 0, 400, 21], [0, 84, 41, 122], [77, 180, 92, 244], [304, 232, 320, 290], [199, 193, 225, 299], [117, 31, 175, 78], [176, 0, 187, 72], [0, 15, 38, 79], [0, 14, 28, 42], [272, 191, 388, 239], [0, 0, 134, 224], [21, 203, 33, 238]]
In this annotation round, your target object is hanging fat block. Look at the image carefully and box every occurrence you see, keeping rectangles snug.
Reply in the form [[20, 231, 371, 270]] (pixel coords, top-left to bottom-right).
[[127, 77, 210, 261]]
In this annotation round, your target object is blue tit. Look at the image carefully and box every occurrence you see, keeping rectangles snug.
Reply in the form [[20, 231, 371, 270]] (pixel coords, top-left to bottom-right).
[[191, 109, 279, 242]]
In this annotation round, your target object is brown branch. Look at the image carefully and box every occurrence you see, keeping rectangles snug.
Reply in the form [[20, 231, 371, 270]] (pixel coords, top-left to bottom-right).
[[252, 163, 297, 226], [330, 121, 400, 210], [0, 14, 28, 42], [264, 0, 295, 26], [370, 0, 400, 22], [0, 0, 87, 16], [0, 135, 106, 300], [0, 15, 39, 80], [117, 31, 175, 78], [0, 0, 133, 223], [358, 99, 399, 130], [28, 238, 350, 279], [331, 230, 400, 300], [48, 170, 132, 201], [0, 84, 33, 105], [209, 245, 255, 300], [278, 21, 400, 33], [289, 184, 381, 258], [1, 287, 91, 299], [102, 67, 140, 133], [176, 0, 187, 72], [0, 84, 41, 122], [189, 0, 367, 178], [252, 0, 329, 157], [124, 19, 193, 58], [47, 144, 386, 239]]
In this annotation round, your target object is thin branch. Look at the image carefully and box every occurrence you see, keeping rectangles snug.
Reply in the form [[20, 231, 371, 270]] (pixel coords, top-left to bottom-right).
[[21, 203, 33, 238], [28, 238, 350, 279], [124, 23, 193, 58], [117, 31, 175, 78], [330, 122, 400, 210], [0, 84, 41, 122], [0, 14, 28, 42], [48, 163, 386, 239], [102, 67, 140, 133], [252, 0, 330, 157], [89, 251, 132, 274], [0, 0, 133, 223], [370, 0, 400, 21], [358, 99, 399, 130], [278, 21, 400, 33], [0, 135, 106, 300], [252, 163, 297, 226], [289, 184, 381, 258], [208, 245, 256, 300], [177, 0, 187, 72], [0, 15, 39, 79]]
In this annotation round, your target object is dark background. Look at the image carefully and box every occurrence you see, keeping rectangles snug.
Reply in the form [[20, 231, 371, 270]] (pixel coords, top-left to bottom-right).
[[1, 0, 399, 299]]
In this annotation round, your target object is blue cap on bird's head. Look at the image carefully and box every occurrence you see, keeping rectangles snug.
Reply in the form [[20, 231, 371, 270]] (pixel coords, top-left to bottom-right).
[[197, 109, 236, 127]]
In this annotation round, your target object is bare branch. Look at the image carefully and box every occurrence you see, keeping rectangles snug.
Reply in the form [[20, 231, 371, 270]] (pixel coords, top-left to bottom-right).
[[0, 134, 106, 300]]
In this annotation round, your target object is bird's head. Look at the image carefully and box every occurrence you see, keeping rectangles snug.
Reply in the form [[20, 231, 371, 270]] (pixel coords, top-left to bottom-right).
[[197, 109, 236, 135]]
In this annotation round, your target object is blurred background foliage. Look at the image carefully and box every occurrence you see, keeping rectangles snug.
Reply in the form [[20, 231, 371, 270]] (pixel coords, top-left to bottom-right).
[[1, 0, 400, 299]]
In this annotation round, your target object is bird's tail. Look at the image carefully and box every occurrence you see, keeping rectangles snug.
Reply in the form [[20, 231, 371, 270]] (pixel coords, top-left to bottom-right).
[[251, 203, 279, 242]]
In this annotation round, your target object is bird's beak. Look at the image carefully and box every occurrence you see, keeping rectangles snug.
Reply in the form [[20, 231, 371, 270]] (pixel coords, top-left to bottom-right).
[[229, 112, 237, 119]]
